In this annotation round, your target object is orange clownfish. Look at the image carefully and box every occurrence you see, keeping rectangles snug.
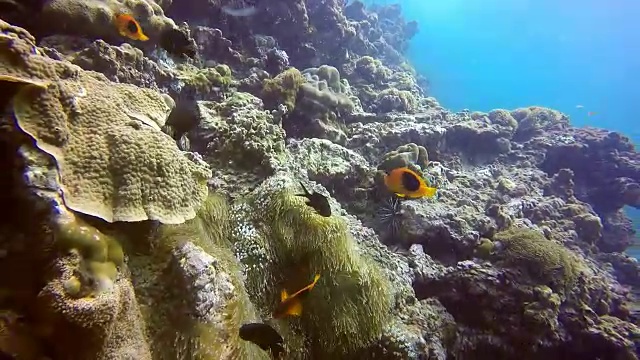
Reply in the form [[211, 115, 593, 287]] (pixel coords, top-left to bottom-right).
[[272, 274, 320, 318], [383, 167, 437, 199], [114, 14, 149, 41]]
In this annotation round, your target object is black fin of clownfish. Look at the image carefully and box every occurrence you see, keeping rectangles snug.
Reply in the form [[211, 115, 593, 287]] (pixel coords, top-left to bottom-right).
[[296, 181, 311, 199], [299, 181, 310, 195]]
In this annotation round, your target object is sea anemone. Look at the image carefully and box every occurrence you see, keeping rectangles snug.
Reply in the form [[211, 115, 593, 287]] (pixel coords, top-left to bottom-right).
[[375, 195, 405, 239]]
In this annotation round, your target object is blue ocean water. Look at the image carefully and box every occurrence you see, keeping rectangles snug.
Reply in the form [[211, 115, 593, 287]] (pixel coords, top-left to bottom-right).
[[361, 0, 640, 255]]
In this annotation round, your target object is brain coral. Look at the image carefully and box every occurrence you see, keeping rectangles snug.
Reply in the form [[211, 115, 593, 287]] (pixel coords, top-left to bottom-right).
[[1, 24, 212, 224]]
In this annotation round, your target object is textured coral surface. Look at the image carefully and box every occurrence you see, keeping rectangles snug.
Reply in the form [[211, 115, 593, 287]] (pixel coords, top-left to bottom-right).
[[0, 1, 639, 359]]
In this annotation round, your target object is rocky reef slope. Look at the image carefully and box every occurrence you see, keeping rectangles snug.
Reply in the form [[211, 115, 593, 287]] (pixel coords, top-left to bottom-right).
[[0, 1, 639, 359]]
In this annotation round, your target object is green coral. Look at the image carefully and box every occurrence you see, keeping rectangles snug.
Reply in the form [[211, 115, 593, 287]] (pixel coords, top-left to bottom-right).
[[315, 65, 343, 92], [299, 66, 355, 114], [54, 211, 124, 298], [350, 56, 419, 92], [194, 92, 287, 171], [236, 183, 393, 358], [177, 63, 234, 94], [214, 64, 232, 78], [353, 56, 392, 84], [511, 106, 569, 139], [474, 238, 495, 259], [492, 227, 585, 294], [261, 67, 305, 111], [376, 88, 417, 113], [344, 56, 422, 113], [36, 209, 150, 360], [274, 65, 355, 145], [523, 285, 562, 333], [377, 143, 429, 173], [488, 109, 519, 137], [571, 212, 602, 244]]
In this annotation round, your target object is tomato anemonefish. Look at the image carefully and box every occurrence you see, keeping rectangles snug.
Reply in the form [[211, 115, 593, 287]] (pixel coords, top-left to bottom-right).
[[383, 167, 437, 199], [272, 274, 321, 318], [114, 14, 149, 41]]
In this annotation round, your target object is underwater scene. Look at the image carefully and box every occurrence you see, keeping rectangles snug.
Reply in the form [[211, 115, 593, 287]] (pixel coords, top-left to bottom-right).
[[0, 0, 638, 359]]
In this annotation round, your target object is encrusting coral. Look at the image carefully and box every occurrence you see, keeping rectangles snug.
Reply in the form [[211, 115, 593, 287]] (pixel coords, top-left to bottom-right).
[[377, 142, 429, 174], [299, 65, 355, 115], [36, 254, 151, 360], [0, 21, 212, 224], [54, 209, 125, 298], [190, 91, 287, 172], [261, 67, 305, 111], [273, 65, 356, 144], [176, 63, 234, 97]]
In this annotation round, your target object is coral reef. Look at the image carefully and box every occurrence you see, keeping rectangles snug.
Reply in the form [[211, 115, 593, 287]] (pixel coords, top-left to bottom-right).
[[1, 30, 211, 224], [189, 92, 287, 173], [0, 1, 639, 359], [275, 65, 356, 145]]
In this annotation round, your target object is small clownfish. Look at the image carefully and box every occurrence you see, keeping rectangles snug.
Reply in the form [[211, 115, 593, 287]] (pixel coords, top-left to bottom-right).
[[114, 14, 149, 41], [272, 274, 321, 318], [383, 167, 437, 199]]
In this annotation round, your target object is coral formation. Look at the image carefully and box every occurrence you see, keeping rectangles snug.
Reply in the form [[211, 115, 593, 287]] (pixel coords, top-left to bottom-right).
[[280, 65, 356, 145], [378, 142, 429, 173], [190, 91, 287, 172], [261, 67, 305, 111], [0, 1, 639, 359], [38, 0, 176, 42], [1, 27, 211, 224], [175, 62, 234, 98]]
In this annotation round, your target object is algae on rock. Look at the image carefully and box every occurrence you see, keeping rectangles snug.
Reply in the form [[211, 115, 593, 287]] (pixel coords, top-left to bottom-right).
[[261, 67, 305, 111]]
